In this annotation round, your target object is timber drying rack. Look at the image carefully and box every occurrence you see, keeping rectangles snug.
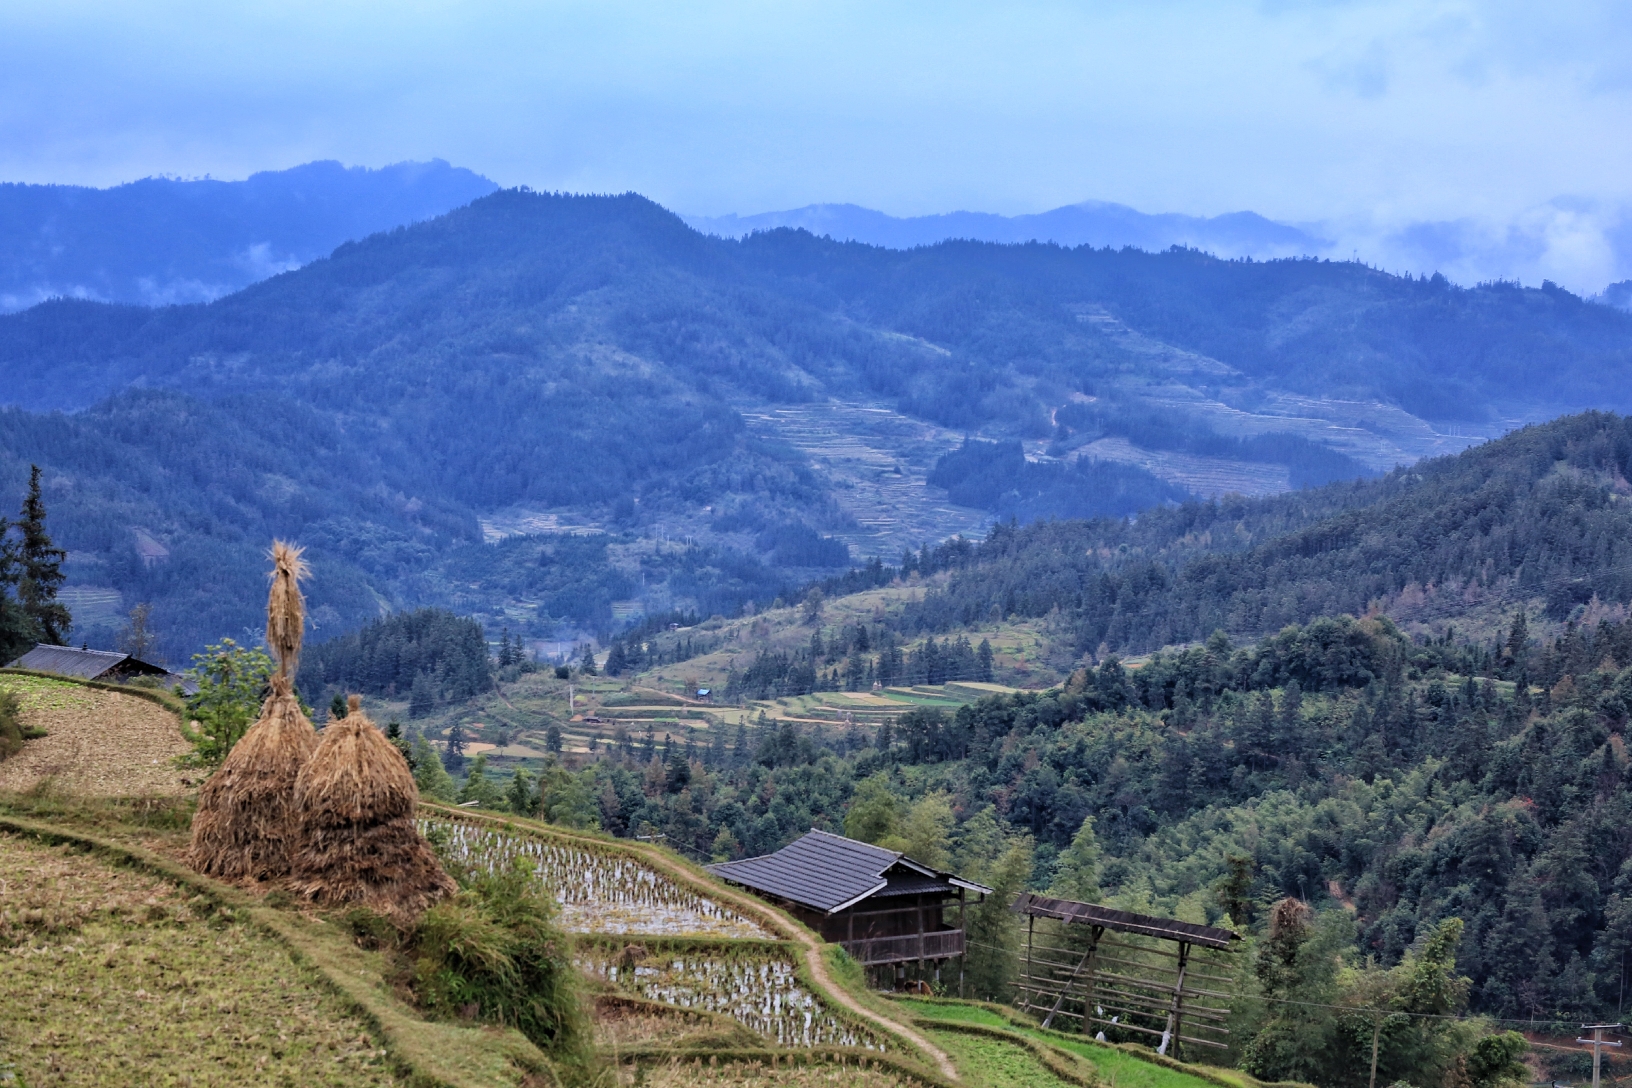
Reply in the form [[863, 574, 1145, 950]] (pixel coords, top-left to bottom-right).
[[1011, 892, 1241, 1060]]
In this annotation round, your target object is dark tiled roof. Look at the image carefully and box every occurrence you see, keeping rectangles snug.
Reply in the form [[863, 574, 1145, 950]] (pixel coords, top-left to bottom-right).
[[709, 829, 991, 914], [7, 644, 180, 686], [9, 645, 132, 679], [872, 875, 957, 898]]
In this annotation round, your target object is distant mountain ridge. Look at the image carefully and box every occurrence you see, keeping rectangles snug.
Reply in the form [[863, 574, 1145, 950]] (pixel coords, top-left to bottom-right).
[[0, 159, 498, 311], [1, 189, 1630, 661], [684, 200, 1327, 258]]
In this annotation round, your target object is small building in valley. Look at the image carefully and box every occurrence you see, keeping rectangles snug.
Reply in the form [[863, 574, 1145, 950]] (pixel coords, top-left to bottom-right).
[[708, 828, 992, 986], [5, 644, 193, 692]]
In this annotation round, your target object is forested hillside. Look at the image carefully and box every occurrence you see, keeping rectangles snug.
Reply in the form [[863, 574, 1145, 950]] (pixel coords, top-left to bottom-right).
[[476, 603, 1632, 1044], [677, 413, 1632, 701], [1, 189, 1631, 660], [907, 411, 1632, 654]]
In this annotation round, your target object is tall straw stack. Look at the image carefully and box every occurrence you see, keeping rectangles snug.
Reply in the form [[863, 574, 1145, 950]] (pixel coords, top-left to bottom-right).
[[290, 695, 455, 917], [187, 541, 317, 880], [265, 540, 306, 680]]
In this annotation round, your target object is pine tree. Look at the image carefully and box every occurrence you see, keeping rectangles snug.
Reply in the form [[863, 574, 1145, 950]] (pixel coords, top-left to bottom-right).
[[1049, 815, 1102, 902], [16, 466, 69, 645], [977, 638, 994, 682], [409, 672, 435, 718], [444, 721, 468, 772], [578, 643, 597, 675], [410, 734, 457, 801]]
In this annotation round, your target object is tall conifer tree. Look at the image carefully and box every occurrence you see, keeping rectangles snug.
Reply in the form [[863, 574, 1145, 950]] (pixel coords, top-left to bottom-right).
[[16, 466, 70, 646]]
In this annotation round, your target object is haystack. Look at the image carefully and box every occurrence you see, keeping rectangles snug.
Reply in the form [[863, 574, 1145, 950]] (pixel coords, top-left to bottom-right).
[[290, 695, 455, 917], [187, 541, 317, 879]]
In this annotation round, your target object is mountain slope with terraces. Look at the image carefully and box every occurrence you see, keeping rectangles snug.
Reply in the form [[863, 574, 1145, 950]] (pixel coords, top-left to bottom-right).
[[0, 668, 1250, 1088]]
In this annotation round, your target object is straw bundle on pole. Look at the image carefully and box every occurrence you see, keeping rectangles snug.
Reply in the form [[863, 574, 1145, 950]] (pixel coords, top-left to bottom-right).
[[265, 540, 307, 679], [187, 540, 316, 880], [290, 695, 455, 917]]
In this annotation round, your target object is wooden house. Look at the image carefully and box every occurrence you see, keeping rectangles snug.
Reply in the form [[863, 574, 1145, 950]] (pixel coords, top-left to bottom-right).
[[709, 829, 992, 979]]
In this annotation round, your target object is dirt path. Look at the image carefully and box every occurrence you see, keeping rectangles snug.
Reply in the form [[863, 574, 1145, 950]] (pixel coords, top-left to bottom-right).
[[0, 675, 192, 796], [795, 932, 962, 1082]]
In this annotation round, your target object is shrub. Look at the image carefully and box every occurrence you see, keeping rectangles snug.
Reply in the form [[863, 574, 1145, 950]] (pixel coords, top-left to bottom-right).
[[0, 689, 24, 761], [181, 639, 275, 768], [409, 857, 586, 1061]]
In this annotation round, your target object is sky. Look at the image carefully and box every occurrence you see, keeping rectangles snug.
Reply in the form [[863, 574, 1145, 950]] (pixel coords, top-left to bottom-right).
[[2, 1, 1631, 291]]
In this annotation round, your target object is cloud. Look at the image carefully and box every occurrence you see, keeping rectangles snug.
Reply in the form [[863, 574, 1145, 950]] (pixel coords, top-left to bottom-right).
[[1323, 198, 1632, 294], [0, 0, 1626, 287]]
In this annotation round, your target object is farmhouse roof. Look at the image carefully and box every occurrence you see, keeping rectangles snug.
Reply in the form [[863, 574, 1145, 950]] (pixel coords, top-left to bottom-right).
[[708, 828, 993, 914], [6, 644, 192, 692]]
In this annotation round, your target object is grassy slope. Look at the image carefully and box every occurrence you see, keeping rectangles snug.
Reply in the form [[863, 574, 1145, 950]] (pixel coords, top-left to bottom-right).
[[895, 999, 1285, 1088], [0, 831, 400, 1087]]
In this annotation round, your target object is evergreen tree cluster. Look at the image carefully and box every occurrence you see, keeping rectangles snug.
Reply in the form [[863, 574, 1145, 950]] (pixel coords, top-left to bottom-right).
[[723, 624, 994, 699], [299, 607, 491, 712], [0, 465, 70, 663], [601, 611, 711, 677]]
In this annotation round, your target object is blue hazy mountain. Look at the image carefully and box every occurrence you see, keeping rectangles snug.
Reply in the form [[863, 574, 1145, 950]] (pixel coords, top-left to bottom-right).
[[684, 199, 1327, 258], [0, 159, 498, 311]]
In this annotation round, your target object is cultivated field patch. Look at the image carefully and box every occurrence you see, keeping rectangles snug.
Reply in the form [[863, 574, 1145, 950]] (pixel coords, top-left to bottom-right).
[[611, 1057, 915, 1088], [579, 946, 884, 1050], [423, 816, 773, 938], [0, 833, 397, 1087], [0, 675, 191, 797]]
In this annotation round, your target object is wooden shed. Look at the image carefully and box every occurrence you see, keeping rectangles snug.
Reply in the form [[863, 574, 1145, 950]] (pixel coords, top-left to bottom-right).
[[709, 829, 992, 983], [1012, 891, 1242, 1060]]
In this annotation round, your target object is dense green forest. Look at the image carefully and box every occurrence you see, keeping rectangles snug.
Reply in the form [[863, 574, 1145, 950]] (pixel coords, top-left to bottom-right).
[[927, 437, 1190, 518], [298, 607, 492, 713], [2, 189, 1631, 662]]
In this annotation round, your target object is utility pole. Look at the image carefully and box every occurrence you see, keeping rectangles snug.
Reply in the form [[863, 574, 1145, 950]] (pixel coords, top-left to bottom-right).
[[1368, 1010, 1383, 1088], [1575, 1023, 1623, 1088]]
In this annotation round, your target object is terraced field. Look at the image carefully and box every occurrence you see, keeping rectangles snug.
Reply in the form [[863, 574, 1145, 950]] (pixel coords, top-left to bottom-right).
[[738, 402, 991, 560], [897, 998, 1252, 1088], [0, 673, 192, 796], [0, 832, 401, 1087], [424, 814, 772, 938]]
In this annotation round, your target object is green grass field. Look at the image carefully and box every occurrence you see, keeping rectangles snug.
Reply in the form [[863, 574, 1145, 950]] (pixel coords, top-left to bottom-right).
[[899, 1000, 1231, 1088]]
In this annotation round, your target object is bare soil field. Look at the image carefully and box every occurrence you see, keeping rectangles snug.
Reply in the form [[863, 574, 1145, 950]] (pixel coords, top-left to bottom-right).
[[0, 675, 192, 797]]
